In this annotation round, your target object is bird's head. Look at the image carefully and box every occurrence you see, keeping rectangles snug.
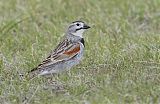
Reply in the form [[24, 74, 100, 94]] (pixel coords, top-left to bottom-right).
[[67, 21, 90, 38]]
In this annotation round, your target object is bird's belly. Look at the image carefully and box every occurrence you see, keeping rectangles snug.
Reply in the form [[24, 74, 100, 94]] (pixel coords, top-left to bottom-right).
[[57, 52, 83, 72], [67, 53, 83, 67]]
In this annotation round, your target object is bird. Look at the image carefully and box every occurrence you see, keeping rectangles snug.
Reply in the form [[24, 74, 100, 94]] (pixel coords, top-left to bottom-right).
[[28, 21, 90, 78]]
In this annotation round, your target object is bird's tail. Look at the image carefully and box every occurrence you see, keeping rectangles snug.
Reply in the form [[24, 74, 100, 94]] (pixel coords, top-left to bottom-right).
[[27, 67, 40, 79], [17, 67, 40, 80]]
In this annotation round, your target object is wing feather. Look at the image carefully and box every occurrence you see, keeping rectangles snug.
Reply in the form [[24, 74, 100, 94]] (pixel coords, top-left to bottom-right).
[[37, 39, 80, 68]]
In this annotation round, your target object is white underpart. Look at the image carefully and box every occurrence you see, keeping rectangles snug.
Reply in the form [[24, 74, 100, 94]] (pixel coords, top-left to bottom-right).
[[39, 70, 50, 76], [72, 29, 85, 38], [39, 69, 58, 75]]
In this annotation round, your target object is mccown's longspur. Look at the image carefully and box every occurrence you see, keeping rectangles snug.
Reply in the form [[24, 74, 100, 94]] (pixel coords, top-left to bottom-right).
[[28, 21, 90, 78]]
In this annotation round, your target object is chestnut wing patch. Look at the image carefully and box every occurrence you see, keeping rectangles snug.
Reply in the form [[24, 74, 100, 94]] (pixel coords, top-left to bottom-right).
[[63, 44, 80, 55]]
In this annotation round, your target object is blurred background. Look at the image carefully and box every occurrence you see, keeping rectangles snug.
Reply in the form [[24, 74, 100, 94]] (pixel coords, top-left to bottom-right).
[[0, 0, 160, 103]]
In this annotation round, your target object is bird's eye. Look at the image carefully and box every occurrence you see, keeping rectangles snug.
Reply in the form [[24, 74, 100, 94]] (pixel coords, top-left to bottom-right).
[[76, 23, 80, 26]]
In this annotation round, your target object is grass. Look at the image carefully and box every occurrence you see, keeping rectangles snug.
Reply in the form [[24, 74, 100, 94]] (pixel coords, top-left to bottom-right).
[[0, 0, 160, 103]]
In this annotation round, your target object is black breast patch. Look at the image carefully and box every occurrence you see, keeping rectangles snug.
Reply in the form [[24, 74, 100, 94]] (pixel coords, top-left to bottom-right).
[[80, 38, 85, 47]]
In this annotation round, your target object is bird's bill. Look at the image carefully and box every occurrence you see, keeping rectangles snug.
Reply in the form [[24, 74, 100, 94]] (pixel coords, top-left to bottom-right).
[[83, 24, 91, 29]]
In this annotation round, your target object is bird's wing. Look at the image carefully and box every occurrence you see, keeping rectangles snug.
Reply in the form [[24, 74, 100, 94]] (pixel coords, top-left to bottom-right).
[[31, 39, 81, 70]]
